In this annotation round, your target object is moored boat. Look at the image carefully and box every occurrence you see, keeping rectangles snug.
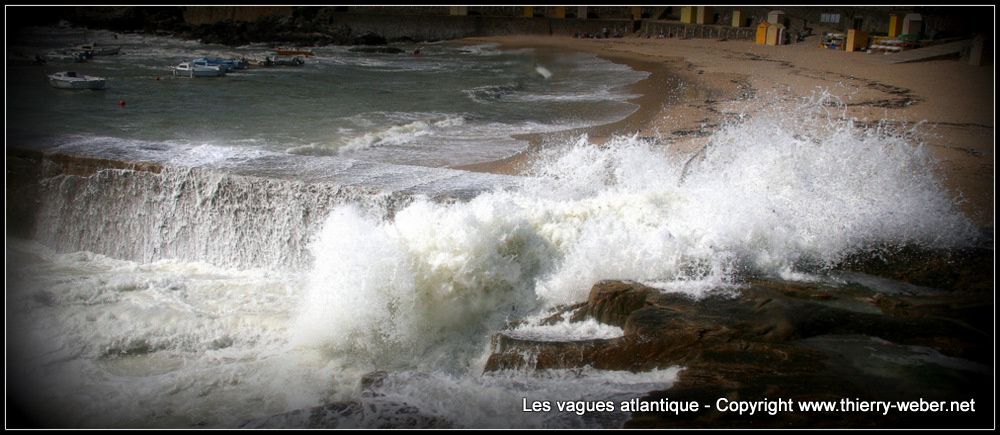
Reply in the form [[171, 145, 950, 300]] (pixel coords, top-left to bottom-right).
[[46, 51, 90, 63], [274, 48, 314, 57], [76, 43, 121, 56], [265, 55, 306, 66], [48, 71, 107, 90], [192, 57, 249, 72], [172, 61, 225, 78]]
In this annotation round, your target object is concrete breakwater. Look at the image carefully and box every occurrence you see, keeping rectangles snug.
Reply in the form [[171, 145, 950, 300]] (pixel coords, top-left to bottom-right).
[[7, 147, 520, 271]]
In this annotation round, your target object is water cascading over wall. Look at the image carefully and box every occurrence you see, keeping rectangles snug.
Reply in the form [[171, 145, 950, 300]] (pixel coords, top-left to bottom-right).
[[9, 148, 519, 271]]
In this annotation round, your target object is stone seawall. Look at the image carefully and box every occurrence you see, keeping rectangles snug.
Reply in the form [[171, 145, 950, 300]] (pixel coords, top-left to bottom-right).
[[6, 147, 520, 271]]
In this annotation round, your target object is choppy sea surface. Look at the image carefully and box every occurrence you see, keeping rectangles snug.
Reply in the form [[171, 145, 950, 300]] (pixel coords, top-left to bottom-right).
[[8, 26, 646, 167], [5, 26, 980, 428]]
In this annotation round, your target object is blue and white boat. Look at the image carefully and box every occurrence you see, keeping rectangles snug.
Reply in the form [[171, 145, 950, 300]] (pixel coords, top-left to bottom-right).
[[192, 57, 249, 72]]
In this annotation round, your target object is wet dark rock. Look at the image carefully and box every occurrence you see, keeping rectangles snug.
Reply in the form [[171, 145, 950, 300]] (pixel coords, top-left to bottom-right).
[[541, 302, 586, 325], [351, 31, 387, 46], [360, 370, 389, 391], [570, 280, 652, 326], [9, 7, 187, 35], [835, 245, 993, 293], [485, 266, 992, 428], [185, 15, 349, 47]]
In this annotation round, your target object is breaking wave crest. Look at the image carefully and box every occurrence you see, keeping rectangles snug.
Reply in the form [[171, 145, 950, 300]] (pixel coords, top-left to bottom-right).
[[294, 91, 978, 360]]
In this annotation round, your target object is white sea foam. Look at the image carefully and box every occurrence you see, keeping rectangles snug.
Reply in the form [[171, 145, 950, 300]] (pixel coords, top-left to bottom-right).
[[295, 92, 977, 361], [8, 237, 679, 427], [457, 43, 506, 56], [6, 239, 318, 427], [337, 114, 466, 153], [507, 316, 625, 341]]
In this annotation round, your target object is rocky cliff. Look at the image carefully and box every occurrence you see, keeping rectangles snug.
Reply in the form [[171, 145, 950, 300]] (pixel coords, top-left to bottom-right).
[[8, 6, 635, 47]]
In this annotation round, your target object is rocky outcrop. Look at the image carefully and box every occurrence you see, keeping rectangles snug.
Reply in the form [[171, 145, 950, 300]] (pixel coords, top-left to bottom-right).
[[9, 6, 635, 48], [182, 15, 350, 47], [485, 251, 993, 428], [836, 245, 994, 293], [351, 31, 388, 46], [8, 7, 186, 37], [181, 6, 293, 26]]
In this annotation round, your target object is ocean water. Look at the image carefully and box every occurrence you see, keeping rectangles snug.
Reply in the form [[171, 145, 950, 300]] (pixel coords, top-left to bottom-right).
[[8, 26, 646, 167], [5, 26, 981, 428]]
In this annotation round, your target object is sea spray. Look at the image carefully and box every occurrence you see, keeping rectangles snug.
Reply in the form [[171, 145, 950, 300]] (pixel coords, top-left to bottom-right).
[[295, 92, 978, 362], [293, 202, 549, 369]]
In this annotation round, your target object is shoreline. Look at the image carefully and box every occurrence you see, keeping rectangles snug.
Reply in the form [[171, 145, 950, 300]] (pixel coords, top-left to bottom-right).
[[452, 39, 699, 176], [454, 35, 994, 228], [451, 36, 753, 176]]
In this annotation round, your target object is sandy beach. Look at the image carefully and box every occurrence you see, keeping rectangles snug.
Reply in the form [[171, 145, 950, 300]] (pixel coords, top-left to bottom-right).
[[458, 35, 994, 228]]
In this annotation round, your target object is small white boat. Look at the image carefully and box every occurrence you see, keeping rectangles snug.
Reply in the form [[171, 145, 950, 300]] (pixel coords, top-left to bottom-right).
[[48, 71, 107, 90], [172, 61, 225, 78]]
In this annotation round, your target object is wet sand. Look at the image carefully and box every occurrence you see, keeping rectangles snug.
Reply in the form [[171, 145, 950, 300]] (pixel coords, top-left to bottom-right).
[[456, 35, 994, 228]]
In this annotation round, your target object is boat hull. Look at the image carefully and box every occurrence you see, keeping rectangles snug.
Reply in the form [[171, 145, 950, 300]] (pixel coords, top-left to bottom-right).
[[48, 74, 106, 90], [172, 68, 225, 78]]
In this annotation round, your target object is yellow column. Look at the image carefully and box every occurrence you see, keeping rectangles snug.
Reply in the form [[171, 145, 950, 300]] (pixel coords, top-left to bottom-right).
[[695, 6, 713, 24], [766, 24, 784, 45], [680, 7, 694, 24], [631, 7, 642, 21], [846, 29, 868, 52], [552, 6, 566, 19], [732, 10, 743, 27], [523, 6, 534, 18], [756, 21, 769, 45], [888, 14, 903, 37]]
